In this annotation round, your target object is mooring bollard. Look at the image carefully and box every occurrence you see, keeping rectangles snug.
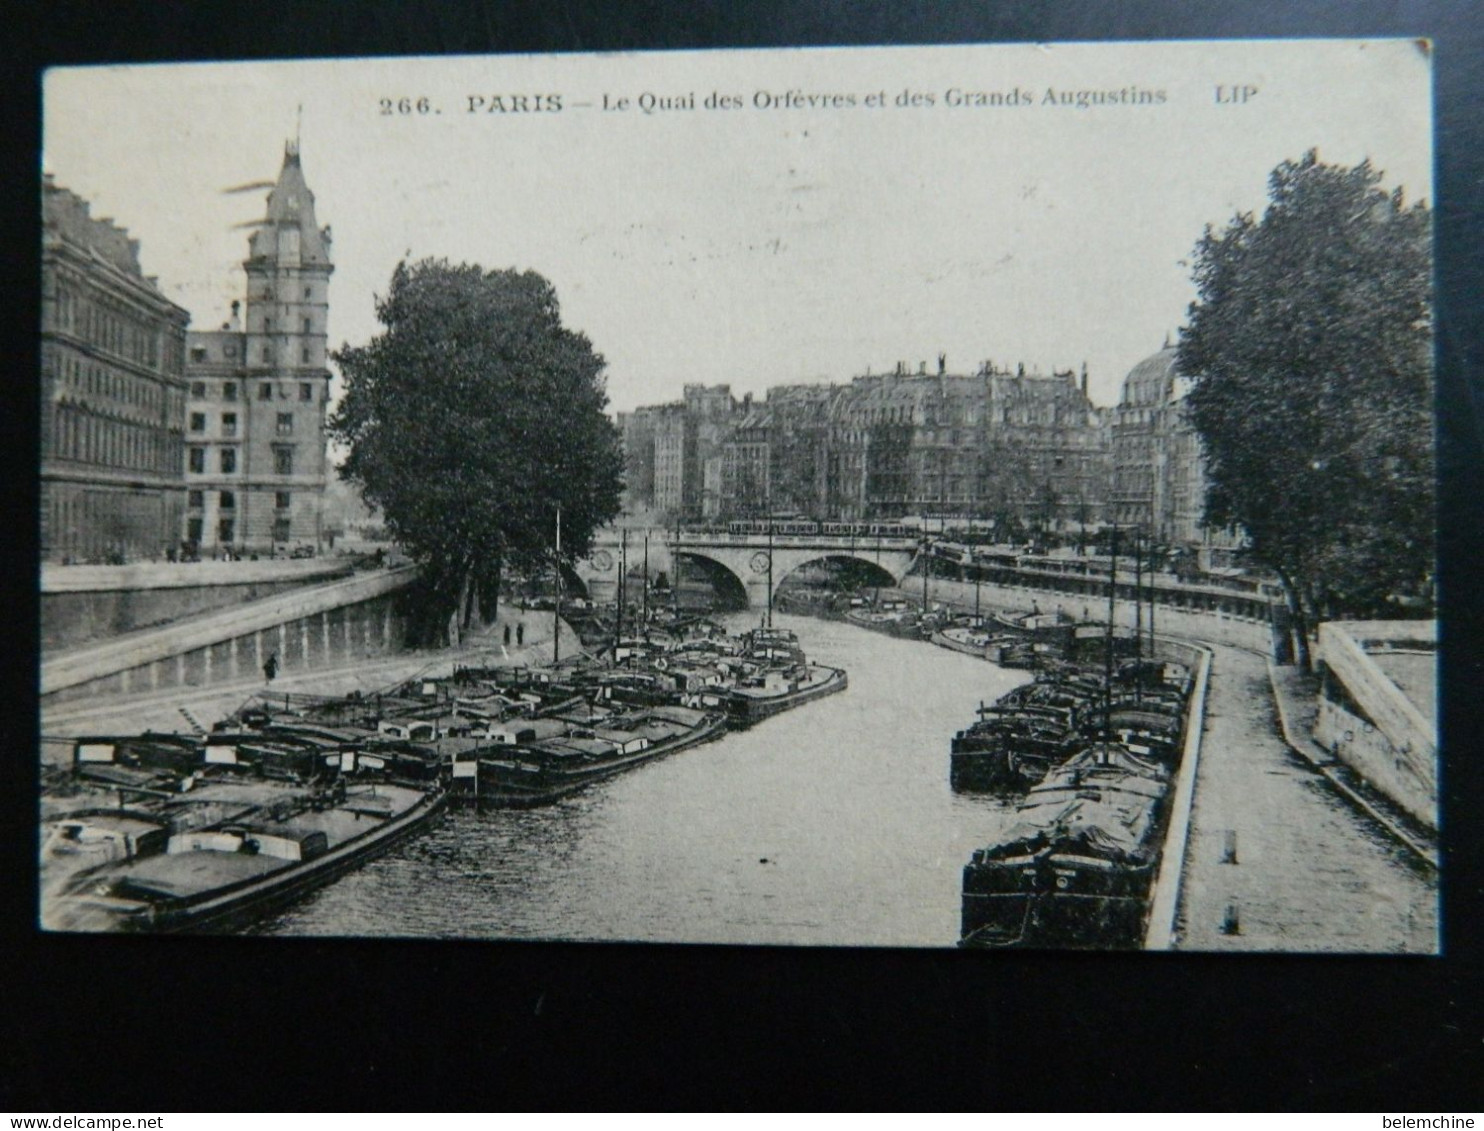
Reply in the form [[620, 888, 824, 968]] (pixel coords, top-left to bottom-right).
[[1221, 903, 1241, 935], [1221, 829, 1239, 864]]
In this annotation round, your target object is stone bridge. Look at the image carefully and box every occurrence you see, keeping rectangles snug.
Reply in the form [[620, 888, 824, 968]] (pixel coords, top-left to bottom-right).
[[573, 528, 920, 608]]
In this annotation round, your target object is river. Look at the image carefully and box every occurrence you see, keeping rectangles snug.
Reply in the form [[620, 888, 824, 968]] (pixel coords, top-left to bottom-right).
[[255, 610, 1033, 946]]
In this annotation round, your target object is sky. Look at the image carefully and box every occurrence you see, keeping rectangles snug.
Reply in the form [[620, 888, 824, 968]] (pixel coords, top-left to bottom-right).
[[43, 40, 1431, 413]]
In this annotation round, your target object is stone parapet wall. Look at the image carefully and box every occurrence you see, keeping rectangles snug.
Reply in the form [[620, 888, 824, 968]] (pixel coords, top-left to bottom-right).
[[41, 567, 418, 706], [41, 558, 355, 651], [1314, 620, 1437, 830]]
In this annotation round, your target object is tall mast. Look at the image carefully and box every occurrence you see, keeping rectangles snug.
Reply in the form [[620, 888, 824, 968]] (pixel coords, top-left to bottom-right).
[[1104, 525, 1118, 742], [614, 527, 627, 657], [766, 515, 774, 628], [642, 531, 650, 631], [1134, 530, 1144, 660], [1148, 538, 1157, 661], [553, 506, 561, 666]]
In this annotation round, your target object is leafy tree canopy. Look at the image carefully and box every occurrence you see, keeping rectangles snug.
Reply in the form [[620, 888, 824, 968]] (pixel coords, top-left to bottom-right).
[[330, 259, 623, 641], [1178, 151, 1433, 635]]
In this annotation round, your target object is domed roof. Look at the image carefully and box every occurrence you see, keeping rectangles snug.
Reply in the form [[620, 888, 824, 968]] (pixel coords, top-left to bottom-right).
[[1119, 346, 1179, 408]]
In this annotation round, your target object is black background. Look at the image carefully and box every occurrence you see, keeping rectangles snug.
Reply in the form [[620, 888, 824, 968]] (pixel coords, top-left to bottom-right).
[[3, 0, 1481, 1112]]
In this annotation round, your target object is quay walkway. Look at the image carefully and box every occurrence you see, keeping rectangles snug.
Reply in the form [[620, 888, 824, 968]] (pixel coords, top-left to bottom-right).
[[1171, 642, 1436, 952]]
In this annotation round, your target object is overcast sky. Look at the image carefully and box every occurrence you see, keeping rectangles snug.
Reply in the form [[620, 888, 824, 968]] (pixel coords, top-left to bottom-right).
[[44, 40, 1430, 412]]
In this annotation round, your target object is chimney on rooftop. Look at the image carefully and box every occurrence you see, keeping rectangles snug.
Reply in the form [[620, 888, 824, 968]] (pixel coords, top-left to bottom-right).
[[1080, 361, 1088, 397], [229, 300, 241, 332]]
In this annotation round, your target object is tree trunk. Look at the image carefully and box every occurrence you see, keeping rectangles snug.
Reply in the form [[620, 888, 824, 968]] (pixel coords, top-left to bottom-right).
[[450, 563, 474, 647], [1275, 565, 1312, 670], [484, 558, 502, 626]]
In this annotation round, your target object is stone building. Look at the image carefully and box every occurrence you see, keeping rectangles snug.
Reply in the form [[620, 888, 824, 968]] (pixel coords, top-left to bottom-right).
[[41, 176, 191, 563], [814, 356, 1109, 527], [1111, 343, 1243, 562], [620, 358, 1112, 527], [183, 143, 334, 555], [622, 385, 737, 521], [616, 408, 657, 513]]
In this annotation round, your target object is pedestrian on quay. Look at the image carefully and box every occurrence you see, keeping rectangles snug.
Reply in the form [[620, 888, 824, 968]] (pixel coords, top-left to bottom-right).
[[516, 622, 525, 646], [263, 652, 279, 683], [503, 623, 511, 646]]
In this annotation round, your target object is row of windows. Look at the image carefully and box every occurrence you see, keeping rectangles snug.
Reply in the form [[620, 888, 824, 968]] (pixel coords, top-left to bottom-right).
[[251, 284, 317, 303], [186, 516, 296, 545], [187, 445, 296, 475], [52, 285, 175, 371], [54, 352, 179, 418], [253, 315, 318, 335], [188, 411, 300, 435], [188, 380, 319, 402], [187, 489, 293, 510], [51, 404, 180, 473]]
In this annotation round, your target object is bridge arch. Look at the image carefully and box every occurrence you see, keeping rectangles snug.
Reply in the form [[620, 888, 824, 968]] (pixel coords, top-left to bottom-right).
[[673, 551, 750, 610], [775, 553, 903, 595]]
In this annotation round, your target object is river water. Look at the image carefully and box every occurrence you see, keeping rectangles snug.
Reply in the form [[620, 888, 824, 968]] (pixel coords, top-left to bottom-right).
[[256, 611, 1033, 946]]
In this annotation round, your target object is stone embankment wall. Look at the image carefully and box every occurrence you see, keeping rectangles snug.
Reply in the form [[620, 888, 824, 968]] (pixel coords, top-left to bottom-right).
[[906, 575, 1275, 654], [1314, 620, 1437, 830], [42, 559, 356, 651], [41, 567, 417, 708]]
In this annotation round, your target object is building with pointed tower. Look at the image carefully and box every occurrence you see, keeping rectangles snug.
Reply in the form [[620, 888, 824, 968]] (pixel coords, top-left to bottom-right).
[[182, 142, 334, 556]]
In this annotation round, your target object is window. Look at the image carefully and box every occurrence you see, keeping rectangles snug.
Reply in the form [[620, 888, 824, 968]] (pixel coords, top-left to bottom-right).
[[190, 347, 207, 363], [222, 412, 237, 437], [219, 490, 235, 510], [258, 383, 273, 401], [220, 448, 237, 474], [223, 382, 238, 402], [303, 286, 312, 299], [273, 518, 293, 543], [187, 517, 203, 544], [275, 491, 291, 510], [262, 346, 272, 364], [277, 413, 294, 435], [299, 382, 312, 402], [188, 490, 203, 509], [190, 381, 206, 398], [188, 447, 205, 473], [302, 317, 312, 334], [263, 318, 272, 333], [301, 348, 310, 364], [273, 446, 294, 475], [218, 518, 235, 543], [189, 413, 206, 432]]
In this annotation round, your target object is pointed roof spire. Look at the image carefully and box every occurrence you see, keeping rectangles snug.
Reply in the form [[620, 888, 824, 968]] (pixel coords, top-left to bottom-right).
[[246, 142, 330, 265]]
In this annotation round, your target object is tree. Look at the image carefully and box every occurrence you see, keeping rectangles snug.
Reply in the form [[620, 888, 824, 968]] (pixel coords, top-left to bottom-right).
[[330, 260, 623, 644], [1178, 152, 1433, 664]]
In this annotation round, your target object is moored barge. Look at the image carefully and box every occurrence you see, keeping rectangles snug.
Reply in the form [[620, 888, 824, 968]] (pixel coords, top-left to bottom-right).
[[959, 742, 1172, 949], [42, 734, 446, 933]]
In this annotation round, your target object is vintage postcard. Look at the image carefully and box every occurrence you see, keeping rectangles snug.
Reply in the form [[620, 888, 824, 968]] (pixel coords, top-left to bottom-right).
[[38, 40, 1436, 952]]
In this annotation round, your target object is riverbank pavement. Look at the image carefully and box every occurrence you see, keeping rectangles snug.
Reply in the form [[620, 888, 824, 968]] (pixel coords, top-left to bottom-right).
[[1265, 659, 1438, 869], [1173, 643, 1438, 952]]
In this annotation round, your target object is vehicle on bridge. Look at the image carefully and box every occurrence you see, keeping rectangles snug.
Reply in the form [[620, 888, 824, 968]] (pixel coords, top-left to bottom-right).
[[725, 519, 914, 539]]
